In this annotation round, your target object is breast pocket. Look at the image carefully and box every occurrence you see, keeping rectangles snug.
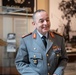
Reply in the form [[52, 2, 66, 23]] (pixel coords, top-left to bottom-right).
[[54, 50, 61, 59], [53, 50, 62, 65], [29, 52, 43, 67]]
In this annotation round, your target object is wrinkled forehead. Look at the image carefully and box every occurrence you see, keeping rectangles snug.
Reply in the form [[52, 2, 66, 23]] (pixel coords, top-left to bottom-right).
[[35, 11, 49, 20]]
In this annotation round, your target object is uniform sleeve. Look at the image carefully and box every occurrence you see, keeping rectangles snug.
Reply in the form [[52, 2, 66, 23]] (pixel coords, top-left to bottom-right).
[[53, 37, 68, 75], [15, 38, 39, 75]]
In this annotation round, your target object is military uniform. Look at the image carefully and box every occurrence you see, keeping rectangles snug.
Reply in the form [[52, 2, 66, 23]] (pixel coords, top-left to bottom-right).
[[15, 29, 68, 75]]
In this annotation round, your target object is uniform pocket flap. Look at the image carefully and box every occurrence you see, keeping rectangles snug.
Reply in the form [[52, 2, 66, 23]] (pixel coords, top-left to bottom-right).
[[29, 52, 42, 59]]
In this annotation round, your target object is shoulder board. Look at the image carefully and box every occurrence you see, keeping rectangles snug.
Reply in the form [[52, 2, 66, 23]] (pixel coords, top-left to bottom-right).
[[49, 31, 55, 38], [53, 31, 63, 37], [22, 33, 32, 38]]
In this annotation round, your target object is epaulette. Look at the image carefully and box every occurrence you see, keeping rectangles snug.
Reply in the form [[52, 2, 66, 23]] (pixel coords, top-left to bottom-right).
[[50, 32, 55, 38], [22, 33, 32, 38], [53, 31, 63, 37]]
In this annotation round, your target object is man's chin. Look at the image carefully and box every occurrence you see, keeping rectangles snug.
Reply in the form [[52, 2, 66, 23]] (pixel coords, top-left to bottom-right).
[[44, 29, 49, 32], [43, 30, 49, 33]]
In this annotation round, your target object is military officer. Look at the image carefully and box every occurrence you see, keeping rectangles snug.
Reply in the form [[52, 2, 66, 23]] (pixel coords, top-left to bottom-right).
[[15, 9, 68, 75]]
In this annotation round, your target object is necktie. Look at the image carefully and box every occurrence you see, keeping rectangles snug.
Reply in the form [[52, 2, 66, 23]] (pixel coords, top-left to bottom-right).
[[42, 36, 47, 48]]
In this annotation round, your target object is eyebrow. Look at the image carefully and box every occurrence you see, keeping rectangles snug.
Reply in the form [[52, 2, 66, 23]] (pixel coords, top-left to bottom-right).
[[41, 17, 49, 19], [39, 17, 49, 20]]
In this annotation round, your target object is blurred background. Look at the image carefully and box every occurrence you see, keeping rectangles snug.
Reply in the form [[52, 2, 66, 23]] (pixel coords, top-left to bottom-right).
[[0, 0, 76, 75]]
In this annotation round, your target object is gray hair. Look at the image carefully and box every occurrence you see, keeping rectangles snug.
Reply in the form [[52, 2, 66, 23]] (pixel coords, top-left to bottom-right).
[[32, 9, 46, 22]]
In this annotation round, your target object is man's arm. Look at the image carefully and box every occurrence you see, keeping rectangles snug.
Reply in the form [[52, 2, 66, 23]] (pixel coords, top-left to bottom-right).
[[53, 38, 68, 75], [15, 38, 39, 75]]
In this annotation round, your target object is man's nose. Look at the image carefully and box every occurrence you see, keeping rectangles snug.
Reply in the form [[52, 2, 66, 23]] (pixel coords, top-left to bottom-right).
[[43, 20, 48, 24]]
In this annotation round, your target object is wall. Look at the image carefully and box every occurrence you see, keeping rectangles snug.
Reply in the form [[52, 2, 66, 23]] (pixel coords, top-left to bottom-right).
[[49, 0, 64, 35], [49, 0, 76, 35], [0, 0, 3, 66], [0, 0, 49, 67], [0, 0, 3, 38], [37, 0, 49, 14]]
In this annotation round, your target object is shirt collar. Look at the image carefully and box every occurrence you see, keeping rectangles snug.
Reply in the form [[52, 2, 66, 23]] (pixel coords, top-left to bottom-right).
[[37, 30, 48, 38]]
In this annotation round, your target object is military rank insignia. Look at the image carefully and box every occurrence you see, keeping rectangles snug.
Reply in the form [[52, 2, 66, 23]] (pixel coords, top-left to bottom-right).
[[52, 45, 61, 56], [50, 32, 55, 38], [52, 45, 60, 51], [32, 33, 36, 39]]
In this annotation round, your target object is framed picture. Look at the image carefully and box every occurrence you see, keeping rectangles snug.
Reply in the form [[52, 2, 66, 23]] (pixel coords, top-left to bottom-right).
[[2, 0, 37, 16], [49, 0, 76, 53], [7, 33, 16, 40], [7, 33, 16, 52]]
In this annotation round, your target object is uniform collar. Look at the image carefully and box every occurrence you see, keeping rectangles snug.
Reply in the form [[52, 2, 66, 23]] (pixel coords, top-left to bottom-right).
[[37, 30, 48, 38]]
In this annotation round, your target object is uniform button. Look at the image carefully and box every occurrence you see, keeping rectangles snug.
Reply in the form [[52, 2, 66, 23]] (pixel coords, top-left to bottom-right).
[[48, 73, 50, 75], [57, 54, 59, 57], [33, 60, 37, 64], [34, 55, 36, 58], [46, 54, 49, 56], [48, 63, 50, 66], [34, 48, 36, 50]]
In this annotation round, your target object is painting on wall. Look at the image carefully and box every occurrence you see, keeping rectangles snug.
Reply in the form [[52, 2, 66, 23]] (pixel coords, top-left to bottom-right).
[[58, 0, 76, 52], [49, 0, 76, 52], [1, 0, 37, 16]]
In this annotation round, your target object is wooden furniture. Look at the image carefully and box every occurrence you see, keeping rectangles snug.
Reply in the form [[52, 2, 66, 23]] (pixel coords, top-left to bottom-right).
[[67, 49, 76, 62]]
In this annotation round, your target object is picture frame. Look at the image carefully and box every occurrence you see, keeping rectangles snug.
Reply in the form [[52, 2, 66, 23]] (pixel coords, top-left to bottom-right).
[[49, 0, 76, 53], [1, 0, 37, 16], [7, 33, 16, 52]]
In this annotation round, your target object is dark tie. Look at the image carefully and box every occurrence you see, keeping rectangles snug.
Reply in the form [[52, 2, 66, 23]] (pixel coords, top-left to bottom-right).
[[42, 36, 47, 48]]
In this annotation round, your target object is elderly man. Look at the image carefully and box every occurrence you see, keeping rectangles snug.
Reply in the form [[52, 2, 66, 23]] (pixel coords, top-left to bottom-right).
[[15, 9, 68, 75]]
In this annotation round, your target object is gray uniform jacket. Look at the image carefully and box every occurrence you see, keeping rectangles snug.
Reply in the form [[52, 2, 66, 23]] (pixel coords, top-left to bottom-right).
[[15, 29, 68, 75]]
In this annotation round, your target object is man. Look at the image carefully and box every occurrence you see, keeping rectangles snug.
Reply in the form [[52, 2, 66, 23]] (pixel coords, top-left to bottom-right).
[[15, 9, 68, 75]]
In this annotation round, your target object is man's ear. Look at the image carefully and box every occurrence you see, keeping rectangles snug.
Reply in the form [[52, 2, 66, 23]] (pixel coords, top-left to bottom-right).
[[32, 22, 35, 25]]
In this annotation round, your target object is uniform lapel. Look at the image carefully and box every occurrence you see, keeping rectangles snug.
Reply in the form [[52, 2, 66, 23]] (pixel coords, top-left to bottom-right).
[[32, 30, 45, 50], [46, 31, 55, 52], [46, 38, 53, 52]]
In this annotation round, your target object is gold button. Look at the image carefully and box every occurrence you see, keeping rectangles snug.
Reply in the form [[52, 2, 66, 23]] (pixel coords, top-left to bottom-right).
[[57, 54, 59, 57], [46, 54, 49, 56], [48, 63, 50, 66], [34, 55, 36, 58], [34, 48, 36, 50], [34, 60, 37, 63]]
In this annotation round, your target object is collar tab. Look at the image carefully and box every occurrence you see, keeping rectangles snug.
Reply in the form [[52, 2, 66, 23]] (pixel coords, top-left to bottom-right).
[[33, 33, 36, 39]]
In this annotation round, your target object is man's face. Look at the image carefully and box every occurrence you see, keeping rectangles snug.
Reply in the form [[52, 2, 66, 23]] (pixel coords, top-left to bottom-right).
[[33, 11, 51, 35]]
